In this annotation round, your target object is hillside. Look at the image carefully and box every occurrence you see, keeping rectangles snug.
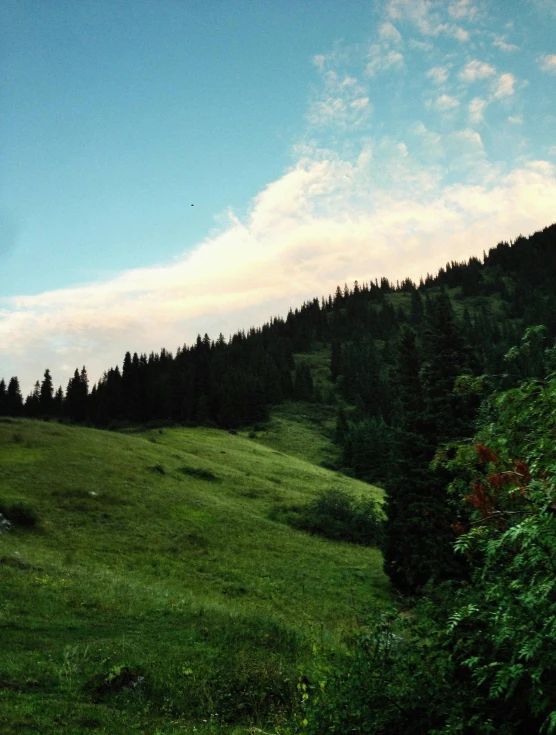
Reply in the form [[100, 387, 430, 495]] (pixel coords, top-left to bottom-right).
[[0, 417, 389, 734]]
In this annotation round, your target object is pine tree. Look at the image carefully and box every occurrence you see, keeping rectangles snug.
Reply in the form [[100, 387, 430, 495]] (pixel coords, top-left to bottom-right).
[[25, 381, 41, 417], [66, 367, 89, 422], [6, 377, 23, 416], [383, 327, 436, 592], [40, 369, 54, 414], [421, 292, 478, 444]]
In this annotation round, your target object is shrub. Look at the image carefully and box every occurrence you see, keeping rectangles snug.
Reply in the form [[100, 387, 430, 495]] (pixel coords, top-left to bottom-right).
[[272, 488, 384, 546], [0, 500, 38, 528], [179, 466, 218, 482]]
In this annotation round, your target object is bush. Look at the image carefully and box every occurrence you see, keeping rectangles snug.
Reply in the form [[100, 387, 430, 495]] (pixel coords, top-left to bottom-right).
[[272, 488, 384, 546], [179, 466, 218, 482], [0, 500, 38, 528]]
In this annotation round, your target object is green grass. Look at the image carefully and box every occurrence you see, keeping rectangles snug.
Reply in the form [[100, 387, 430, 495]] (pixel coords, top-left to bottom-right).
[[243, 400, 340, 469], [0, 419, 390, 733]]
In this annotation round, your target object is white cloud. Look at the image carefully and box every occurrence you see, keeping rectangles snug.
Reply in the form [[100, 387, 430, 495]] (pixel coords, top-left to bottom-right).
[[434, 94, 460, 110], [451, 128, 483, 148], [448, 0, 479, 21], [4, 152, 555, 393], [492, 36, 518, 52], [409, 39, 434, 52], [538, 54, 556, 74], [350, 97, 370, 110], [459, 59, 496, 82], [492, 72, 516, 98], [508, 115, 523, 124], [306, 68, 370, 129], [366, 46, 404, 76], [313, 54, 327, 71], [427, 66, 450, 84], [469, 96, 488, 123], [386, 0, 469, 40], [379, 22, 403, 44]]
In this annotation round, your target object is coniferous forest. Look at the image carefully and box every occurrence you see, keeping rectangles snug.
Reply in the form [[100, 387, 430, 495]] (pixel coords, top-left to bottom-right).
[[3, 222, 556, 733]]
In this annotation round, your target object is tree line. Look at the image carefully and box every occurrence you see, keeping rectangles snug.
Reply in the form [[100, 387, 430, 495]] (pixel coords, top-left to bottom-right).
[[2, 224, 556, 594]]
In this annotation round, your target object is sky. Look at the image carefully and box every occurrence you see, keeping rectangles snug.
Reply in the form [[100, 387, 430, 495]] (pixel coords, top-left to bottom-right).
[[2, 0, 556, 393]]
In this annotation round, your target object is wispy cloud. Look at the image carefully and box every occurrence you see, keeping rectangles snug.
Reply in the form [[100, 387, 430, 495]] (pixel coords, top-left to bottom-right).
[[538, 53, 556, 73], [492, 36, 519, 52], [433, 93, 460, 110], [366, 18, 404, 77], [492, 71, 516, 98], [379, 21, 403, 44], [366, 47, 404, 76], [306, 67, 370, 130], [508, 115, 523, 124], [459, 59, 496, 82], [468, 96, 488, 123], [427, 65, 450, 84], [448, 0, 480, 21], [386, 0, 470, 40]]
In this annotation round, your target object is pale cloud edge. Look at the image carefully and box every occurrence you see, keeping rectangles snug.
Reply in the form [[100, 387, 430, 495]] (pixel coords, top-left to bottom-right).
[[538, 54, 556, 74]]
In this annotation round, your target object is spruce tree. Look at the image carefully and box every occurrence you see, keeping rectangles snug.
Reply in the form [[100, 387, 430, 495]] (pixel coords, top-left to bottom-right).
[[40, 369, 54, 414], [6, 377, 23, 416], [383, 326, 436, 592], [25, 381, 41, 417]]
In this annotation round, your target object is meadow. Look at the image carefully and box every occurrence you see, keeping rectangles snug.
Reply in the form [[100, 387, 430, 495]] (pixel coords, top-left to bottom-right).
[[0, 415, 390, 734]]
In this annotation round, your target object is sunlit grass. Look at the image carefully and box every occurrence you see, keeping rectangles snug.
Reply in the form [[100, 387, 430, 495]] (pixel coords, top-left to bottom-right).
[[0, 418, 389, 733]]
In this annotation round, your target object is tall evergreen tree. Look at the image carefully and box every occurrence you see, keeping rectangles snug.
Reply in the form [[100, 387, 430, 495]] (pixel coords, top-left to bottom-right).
[[383, 327, 438, 592], [40, 369, 54, 414], [25, 381, 41, 417], [6, 377, 23, 416]]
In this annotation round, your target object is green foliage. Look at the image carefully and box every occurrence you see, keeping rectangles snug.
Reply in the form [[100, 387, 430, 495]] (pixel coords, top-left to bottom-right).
[[298, 604, 461, 735], [300, 328, 556, 734], [442, 349, 556, 733], [272, 488, 384, 547]]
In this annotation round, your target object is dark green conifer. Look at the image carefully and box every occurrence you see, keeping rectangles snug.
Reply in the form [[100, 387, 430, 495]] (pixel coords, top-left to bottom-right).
[[6, 377, 23, 416], [40, 369, 54, 414]]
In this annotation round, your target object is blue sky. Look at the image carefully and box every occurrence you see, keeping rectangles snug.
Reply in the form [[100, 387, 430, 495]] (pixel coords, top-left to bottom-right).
[[2, 0, 556, 391]]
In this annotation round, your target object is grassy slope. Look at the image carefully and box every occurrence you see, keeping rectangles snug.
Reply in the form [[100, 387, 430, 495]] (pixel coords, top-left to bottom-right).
[[0, 418, 389, 734]]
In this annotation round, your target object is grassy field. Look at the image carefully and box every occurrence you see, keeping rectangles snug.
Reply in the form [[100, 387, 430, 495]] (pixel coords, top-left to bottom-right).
[[242, 400, 340, 469], [0, 417, 390, 734]]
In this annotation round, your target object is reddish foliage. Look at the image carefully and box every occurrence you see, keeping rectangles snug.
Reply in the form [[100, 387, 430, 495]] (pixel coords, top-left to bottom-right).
[[451, 521, 466, 536], [476, 444, 498, 464], [514, 460, 531, 484], [465, 478, 496, 517], [487, 472, 510, 491]]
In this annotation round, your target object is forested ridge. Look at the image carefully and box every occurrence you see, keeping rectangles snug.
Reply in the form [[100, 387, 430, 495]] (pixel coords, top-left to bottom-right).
[[3, 222, 556, 733], [3, 223, 556, 432]]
